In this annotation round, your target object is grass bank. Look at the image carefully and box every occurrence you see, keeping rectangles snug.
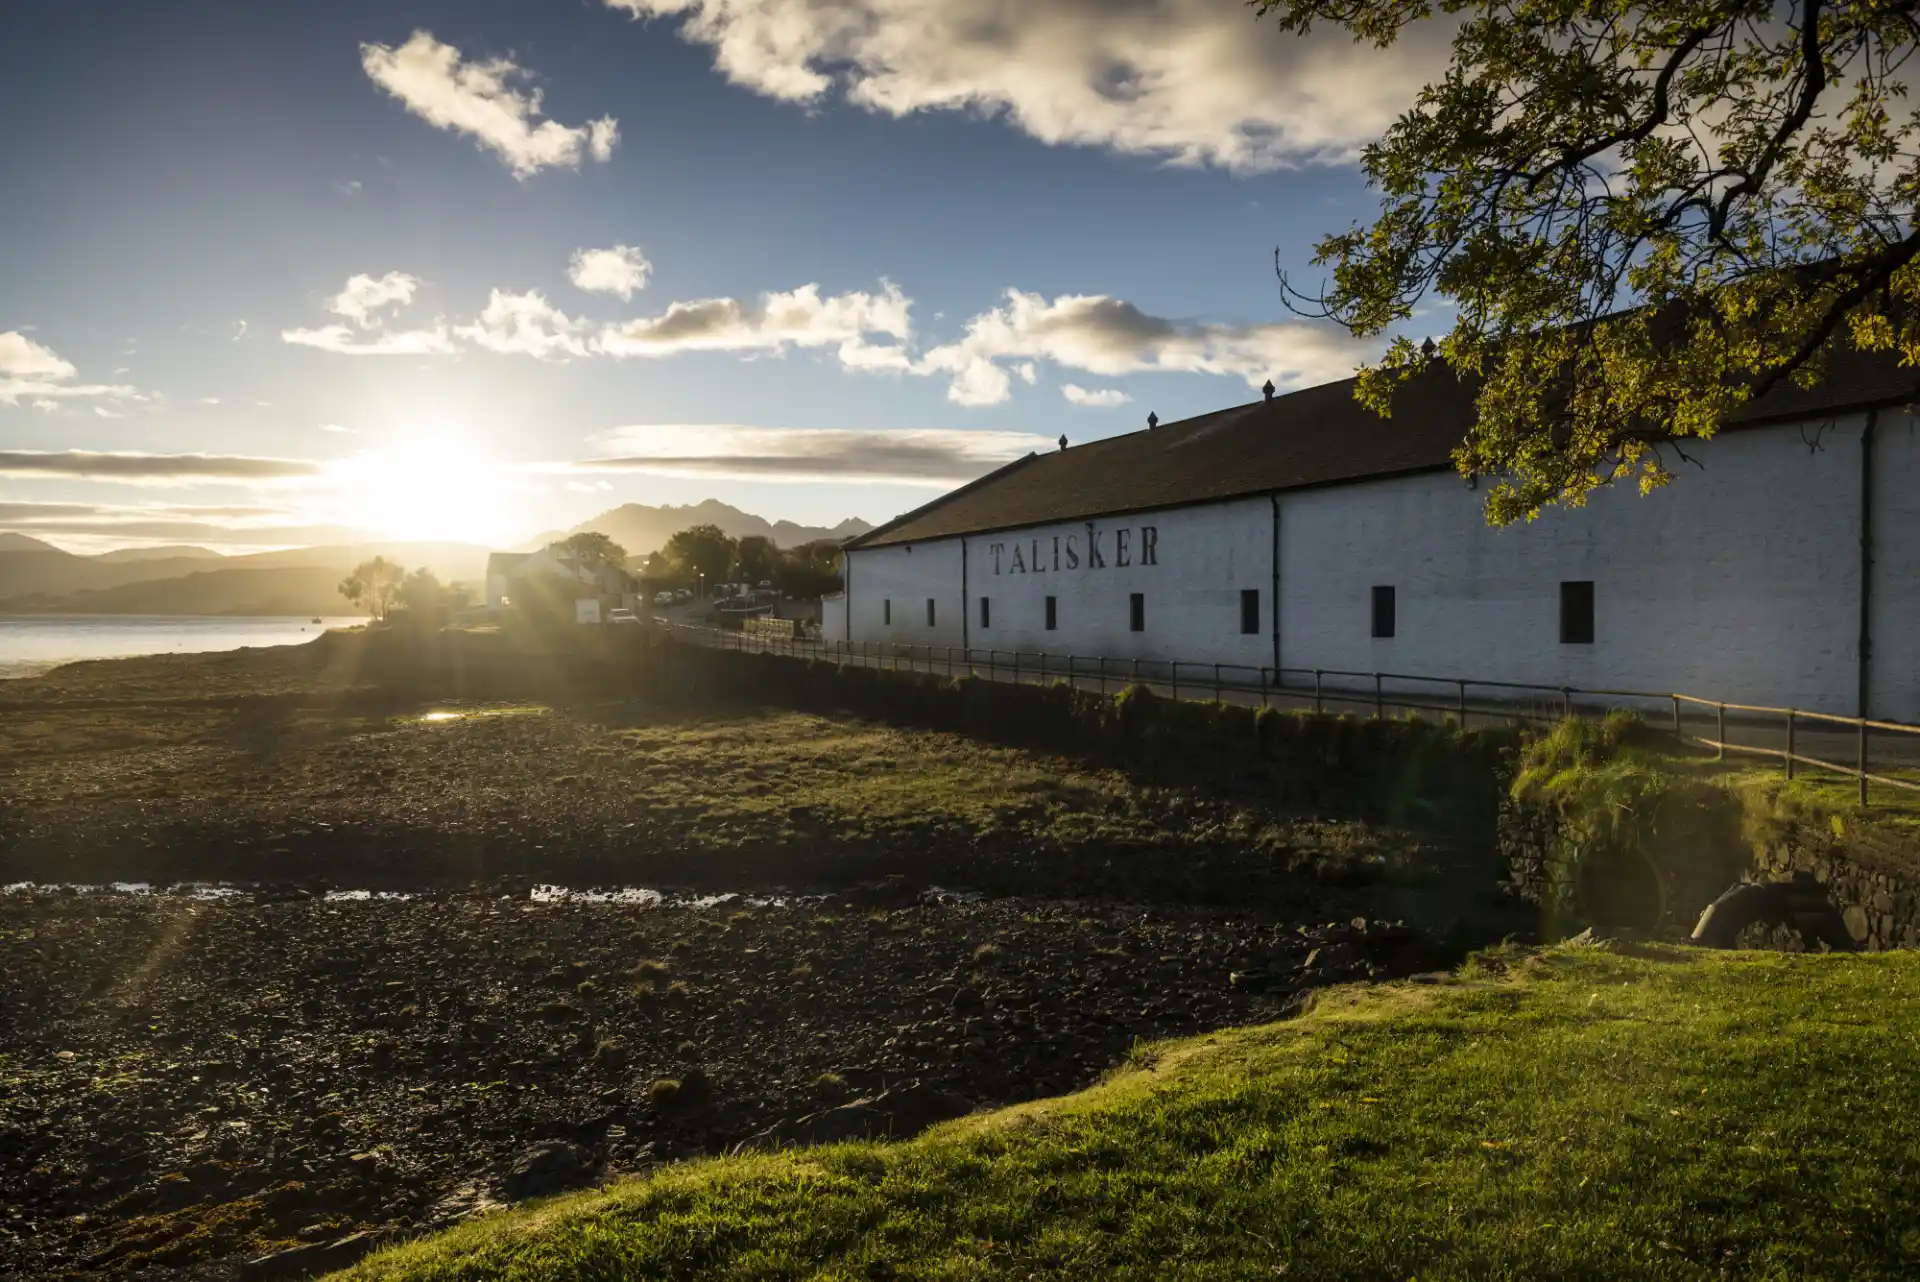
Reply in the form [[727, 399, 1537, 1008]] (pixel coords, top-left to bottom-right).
[[1505, 714, 1920, 942], [342, 945, 1920, 1281]]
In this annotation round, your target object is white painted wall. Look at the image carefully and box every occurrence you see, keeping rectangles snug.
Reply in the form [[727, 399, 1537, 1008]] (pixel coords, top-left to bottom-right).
[[844, 539, 968, 649], [1870, 409, 1920, 722], [1282, 417, 1876, 715], [968, 498, 1274, 665], [845, 416, 1916, 719], [846, 498, 1276, 668]]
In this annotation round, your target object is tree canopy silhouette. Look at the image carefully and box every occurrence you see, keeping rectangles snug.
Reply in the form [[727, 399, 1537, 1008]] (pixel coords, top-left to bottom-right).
[[1261, 0, 1920, 522]]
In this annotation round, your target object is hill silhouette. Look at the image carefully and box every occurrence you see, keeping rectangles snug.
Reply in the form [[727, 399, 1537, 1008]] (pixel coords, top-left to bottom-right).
[[531, 499, 871, 556], [0, 542, 491, 615]]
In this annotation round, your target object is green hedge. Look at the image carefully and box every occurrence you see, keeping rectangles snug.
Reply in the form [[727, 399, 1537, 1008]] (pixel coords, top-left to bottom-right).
[[666, 647, 1519, 838]]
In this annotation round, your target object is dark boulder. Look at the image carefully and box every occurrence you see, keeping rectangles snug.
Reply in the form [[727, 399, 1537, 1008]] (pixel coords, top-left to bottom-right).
[[500, 1140, 602, 1202]]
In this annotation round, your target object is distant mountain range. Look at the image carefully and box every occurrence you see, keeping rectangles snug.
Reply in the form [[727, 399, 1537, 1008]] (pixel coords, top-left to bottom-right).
[[524, 499, 872, 558], [0, 540, 492, 616], [0, 500, 871, 615]]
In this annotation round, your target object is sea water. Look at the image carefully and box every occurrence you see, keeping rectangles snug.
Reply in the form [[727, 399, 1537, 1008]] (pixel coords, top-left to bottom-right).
[[0, 614, 359, 678]]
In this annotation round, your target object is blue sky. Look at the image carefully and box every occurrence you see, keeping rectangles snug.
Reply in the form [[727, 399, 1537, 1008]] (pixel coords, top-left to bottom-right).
[[0, 0, 1450, 552]]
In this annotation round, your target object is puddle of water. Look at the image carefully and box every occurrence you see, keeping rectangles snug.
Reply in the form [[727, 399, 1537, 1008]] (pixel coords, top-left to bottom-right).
[[4, 883, 820, 909], [527, 887, 806, 909], [530, 885, 666, 906], [411, 706, 549, 726], [921, 885, 985, 904]]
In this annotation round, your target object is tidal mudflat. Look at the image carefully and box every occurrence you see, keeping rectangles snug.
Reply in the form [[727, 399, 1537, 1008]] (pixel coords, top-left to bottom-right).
[[0, 642, 1515, 1278]]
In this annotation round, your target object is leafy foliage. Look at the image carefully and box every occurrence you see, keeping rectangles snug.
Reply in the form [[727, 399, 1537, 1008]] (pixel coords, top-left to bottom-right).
[[391, 567, 468, 624], [1261, 0, 1920, 522], [773, 538, 844, 598], [663, 523, 736, 585], [731, 534, 778, 585], [553, 531, 628, 570], [337, 556, 404, 621]]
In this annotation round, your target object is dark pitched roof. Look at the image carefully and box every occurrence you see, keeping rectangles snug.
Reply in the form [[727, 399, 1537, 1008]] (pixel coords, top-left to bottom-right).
[[848, 348, 1920, 550]]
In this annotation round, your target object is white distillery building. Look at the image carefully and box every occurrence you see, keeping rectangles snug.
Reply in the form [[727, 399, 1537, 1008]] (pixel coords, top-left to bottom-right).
[[833, 356, 1920, 721]]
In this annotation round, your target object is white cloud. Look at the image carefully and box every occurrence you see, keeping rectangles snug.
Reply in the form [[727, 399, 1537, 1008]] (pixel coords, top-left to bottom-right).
[[0, 500, 347, 549], [29, 400, 57, 413], [569, 245, 653, 300], [281, 324, 457, 356], [602, 0, 1447, 171], [0, 332, 77, 380], [0, 332, 144, 407], [0, 450, 323, 483], [916, 290, 1372, 405], [232, 320, 249, 342], [456, 289, 589, 361], [200, 396, 222, 405], [283, 272, 456, 356], [361, 31, 621, 178], [1062, 383, 1130, 407], [94, 406, 123, 419], [328, 271, 420, 328], [319, 423, 357, 435], [596, 280, 912, 361], [568, 424, 1048, 484]]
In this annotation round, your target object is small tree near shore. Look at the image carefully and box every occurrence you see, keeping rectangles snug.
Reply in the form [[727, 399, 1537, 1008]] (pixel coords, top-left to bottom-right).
[[339, 556, 405, 621]]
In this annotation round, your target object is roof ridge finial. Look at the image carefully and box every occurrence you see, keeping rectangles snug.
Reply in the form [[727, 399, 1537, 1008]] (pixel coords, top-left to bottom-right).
[[1147, 411, 1159, 430]]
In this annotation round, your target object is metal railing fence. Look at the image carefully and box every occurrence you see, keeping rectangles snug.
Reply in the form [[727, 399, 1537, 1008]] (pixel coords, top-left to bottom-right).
[[663, 623, 1920, 806]]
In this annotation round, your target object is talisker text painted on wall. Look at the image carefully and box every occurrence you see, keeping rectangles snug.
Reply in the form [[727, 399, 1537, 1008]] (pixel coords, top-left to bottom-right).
[[989, 524, 1160, 575]]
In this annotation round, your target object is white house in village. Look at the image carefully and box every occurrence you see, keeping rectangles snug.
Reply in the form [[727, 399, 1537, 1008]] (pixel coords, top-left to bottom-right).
[[834, 354, 1920, 721], [486, 545, 641, 622]]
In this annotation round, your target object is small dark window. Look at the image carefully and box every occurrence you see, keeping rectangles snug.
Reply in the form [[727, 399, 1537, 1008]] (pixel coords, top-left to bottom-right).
[[1371, 585, 1395, 639], [883, 598, 891, 626], [1044, 596, 1057, 630], [979, 596, 991, 628], [926, 598, 936, 627], [1240, 589, 1260, 635], [1129, 593, 1145, 632], [1560, 580, 1595, 644]]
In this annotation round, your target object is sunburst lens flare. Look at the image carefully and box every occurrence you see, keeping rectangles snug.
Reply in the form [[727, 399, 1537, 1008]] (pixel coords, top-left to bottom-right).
[[327, 438, 518, 546]]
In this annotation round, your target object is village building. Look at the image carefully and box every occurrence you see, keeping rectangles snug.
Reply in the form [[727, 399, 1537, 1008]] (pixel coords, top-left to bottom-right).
[[833, 356, 1920, 721], [486, 546, 641, 623]]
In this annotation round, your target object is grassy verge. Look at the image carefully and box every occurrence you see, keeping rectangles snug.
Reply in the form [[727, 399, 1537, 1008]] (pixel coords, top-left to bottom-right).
[[341, 946, 1920, 1281], [1507, 714, 1920, 933]]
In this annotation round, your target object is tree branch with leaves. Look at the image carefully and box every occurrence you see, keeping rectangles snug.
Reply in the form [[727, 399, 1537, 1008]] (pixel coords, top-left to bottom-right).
[[1261, 0, 1920, 522], [339, 556, 405, 622]]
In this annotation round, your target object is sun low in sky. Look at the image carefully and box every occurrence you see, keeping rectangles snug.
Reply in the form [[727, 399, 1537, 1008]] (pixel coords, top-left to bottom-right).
[[326, 439, 524, 547], [0, 0, 1425, 554]]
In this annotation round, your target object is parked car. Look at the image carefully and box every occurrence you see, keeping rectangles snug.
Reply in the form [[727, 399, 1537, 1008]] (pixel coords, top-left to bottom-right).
[[606, 608, 640, 626], [653, 590, 675, 606], [674, 589, 692, 603]]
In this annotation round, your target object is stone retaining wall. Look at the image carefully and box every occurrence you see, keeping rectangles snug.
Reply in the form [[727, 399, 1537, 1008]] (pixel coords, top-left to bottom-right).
[[1751, 817, 1920, 951], [1500, 784, 1920, 951]]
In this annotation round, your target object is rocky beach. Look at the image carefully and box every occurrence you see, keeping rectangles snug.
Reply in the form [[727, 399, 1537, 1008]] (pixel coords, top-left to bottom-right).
[[0, 639, 1524, 1278]]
